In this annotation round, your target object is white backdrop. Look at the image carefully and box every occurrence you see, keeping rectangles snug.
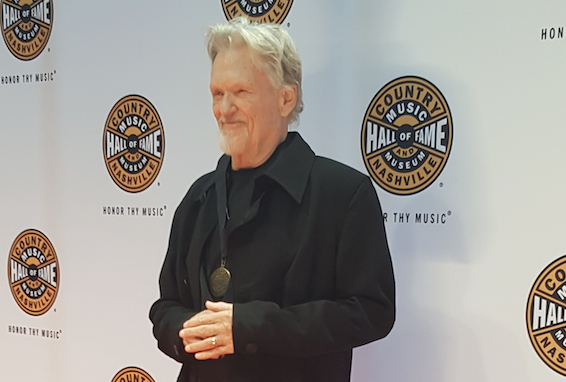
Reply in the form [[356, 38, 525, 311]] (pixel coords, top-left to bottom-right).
[[2, 1, 566, 381]]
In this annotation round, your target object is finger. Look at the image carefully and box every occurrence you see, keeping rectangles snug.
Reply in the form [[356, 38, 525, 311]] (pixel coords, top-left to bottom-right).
[[184, 335, 223, 354], [182, 310, 217, 328], [205, 300, 232, 312], [180, 326, 209, 341], [179, 329, 203, 347], [194, 339, 234, 360], [194, 338, 235, 360], [180, 321, 226, 341], [194, 347, 229, 360]]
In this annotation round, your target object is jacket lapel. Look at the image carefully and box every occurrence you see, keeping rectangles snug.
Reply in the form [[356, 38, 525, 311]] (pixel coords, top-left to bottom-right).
[[185, 156, 230, 308], [185, 193, 217, 308]]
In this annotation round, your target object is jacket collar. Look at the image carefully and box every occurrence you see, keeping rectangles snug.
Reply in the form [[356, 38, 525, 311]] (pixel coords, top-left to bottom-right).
[[212, 132, 315, 204]]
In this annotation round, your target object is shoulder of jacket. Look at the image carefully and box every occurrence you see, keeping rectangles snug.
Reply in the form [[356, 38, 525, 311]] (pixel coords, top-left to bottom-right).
[[178, 171, 216, 208], [306, 157, 376, 205], [312, 156, 368, 184]]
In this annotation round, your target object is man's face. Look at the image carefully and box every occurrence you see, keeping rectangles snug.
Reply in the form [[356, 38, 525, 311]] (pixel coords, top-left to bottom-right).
[[210, 44, 288, 165]]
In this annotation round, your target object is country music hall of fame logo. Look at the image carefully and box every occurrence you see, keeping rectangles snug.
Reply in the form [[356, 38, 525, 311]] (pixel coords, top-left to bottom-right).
[[111, 367, 156, 382], [361, 76, 453, 195], [222, 0, 293, 24], [1, 0, 53, 60], [8, 229, 59, 316], [103, 95, 165, 193], [527, 255, 566, 376]]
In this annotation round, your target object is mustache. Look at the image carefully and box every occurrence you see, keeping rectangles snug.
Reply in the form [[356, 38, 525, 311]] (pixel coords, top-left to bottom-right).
[[219, 117, 246, 125], [220, 119, 244, 124]]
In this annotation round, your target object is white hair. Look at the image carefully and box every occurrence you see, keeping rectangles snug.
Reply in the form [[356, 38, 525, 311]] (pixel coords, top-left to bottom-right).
[[206, 17, 304, 125]]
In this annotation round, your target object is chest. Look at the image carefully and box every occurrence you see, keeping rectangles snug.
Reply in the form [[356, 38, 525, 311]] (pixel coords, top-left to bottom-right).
[[207, 185, 340, 305]]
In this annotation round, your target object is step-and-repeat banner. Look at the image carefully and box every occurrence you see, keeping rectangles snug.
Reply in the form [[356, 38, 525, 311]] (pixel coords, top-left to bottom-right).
[[2, 1, 566, 381]]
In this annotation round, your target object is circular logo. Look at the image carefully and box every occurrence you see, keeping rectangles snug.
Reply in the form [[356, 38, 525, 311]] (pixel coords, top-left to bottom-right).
[[1, 0, 53, 61], [103, 95, 165, 193], [526, 255, 566, 376], [8, 229, 59, 316], [111, 367, 155, 382], [222, 0, 293, 24], [361, 76, 453, 195]]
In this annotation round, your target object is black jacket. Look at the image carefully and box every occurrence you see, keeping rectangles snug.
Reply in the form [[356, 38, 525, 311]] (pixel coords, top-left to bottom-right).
[[150, 132, 395, 382]]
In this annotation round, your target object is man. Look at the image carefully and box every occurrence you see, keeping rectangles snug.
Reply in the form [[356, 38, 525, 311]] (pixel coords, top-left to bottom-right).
[[150, 17, 395, 382]]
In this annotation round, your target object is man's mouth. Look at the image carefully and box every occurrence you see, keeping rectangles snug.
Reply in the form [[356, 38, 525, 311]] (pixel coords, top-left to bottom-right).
[[221, 120, 244, 129]]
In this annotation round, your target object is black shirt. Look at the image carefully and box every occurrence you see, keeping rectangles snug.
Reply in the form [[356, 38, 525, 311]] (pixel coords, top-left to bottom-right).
[[203, 137, 292, 303]]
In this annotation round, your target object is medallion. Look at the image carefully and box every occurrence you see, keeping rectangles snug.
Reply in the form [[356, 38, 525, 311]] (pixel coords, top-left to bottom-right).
[[210, 266, 231, 299]]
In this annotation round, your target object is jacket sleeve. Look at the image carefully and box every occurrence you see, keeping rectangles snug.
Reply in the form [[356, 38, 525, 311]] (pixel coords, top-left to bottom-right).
[[232, 177, 395, 357], [149, 199, 200, 364]]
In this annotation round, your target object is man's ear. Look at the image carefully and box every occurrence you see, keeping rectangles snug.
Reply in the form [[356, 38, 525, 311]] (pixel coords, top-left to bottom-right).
[[278, 85, 297, 118]]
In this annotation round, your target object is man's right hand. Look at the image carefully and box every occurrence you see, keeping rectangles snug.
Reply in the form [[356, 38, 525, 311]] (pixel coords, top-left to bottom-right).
[[179, 300, 234, 360]]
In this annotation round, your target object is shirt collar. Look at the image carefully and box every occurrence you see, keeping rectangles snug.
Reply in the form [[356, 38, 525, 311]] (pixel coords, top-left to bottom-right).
[[214, 132, 315, 204], [262, 132, 315, 204]]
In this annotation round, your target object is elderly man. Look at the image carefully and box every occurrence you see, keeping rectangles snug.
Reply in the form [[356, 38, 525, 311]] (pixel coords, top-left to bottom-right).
[[150, 17, 395, 382]]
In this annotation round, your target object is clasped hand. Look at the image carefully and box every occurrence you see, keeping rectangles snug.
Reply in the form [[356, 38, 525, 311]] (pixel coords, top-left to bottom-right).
[[179, 300, 234, 360]]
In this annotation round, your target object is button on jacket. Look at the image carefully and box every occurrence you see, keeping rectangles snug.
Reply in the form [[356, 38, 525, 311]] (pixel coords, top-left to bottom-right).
[[150, 132, 395, 382]]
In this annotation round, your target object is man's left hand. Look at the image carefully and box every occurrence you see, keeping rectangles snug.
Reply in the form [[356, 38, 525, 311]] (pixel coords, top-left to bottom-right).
[[179, 300, 234, 360]]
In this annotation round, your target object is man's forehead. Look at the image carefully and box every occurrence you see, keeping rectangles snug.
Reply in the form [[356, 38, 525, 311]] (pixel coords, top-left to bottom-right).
[[210, 47, 269, 81], [213, 43, 265, 67]]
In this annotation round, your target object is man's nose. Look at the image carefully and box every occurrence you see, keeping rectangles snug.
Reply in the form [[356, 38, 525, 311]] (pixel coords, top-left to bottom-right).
[[220, 93, 236, 116]]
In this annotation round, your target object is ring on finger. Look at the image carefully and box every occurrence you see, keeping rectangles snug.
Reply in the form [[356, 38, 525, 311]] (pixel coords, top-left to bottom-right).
[[211, 336, 216, 346]]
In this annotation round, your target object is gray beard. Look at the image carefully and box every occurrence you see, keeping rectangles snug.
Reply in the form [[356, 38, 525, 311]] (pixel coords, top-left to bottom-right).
[[218, 127, 249, 156]]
